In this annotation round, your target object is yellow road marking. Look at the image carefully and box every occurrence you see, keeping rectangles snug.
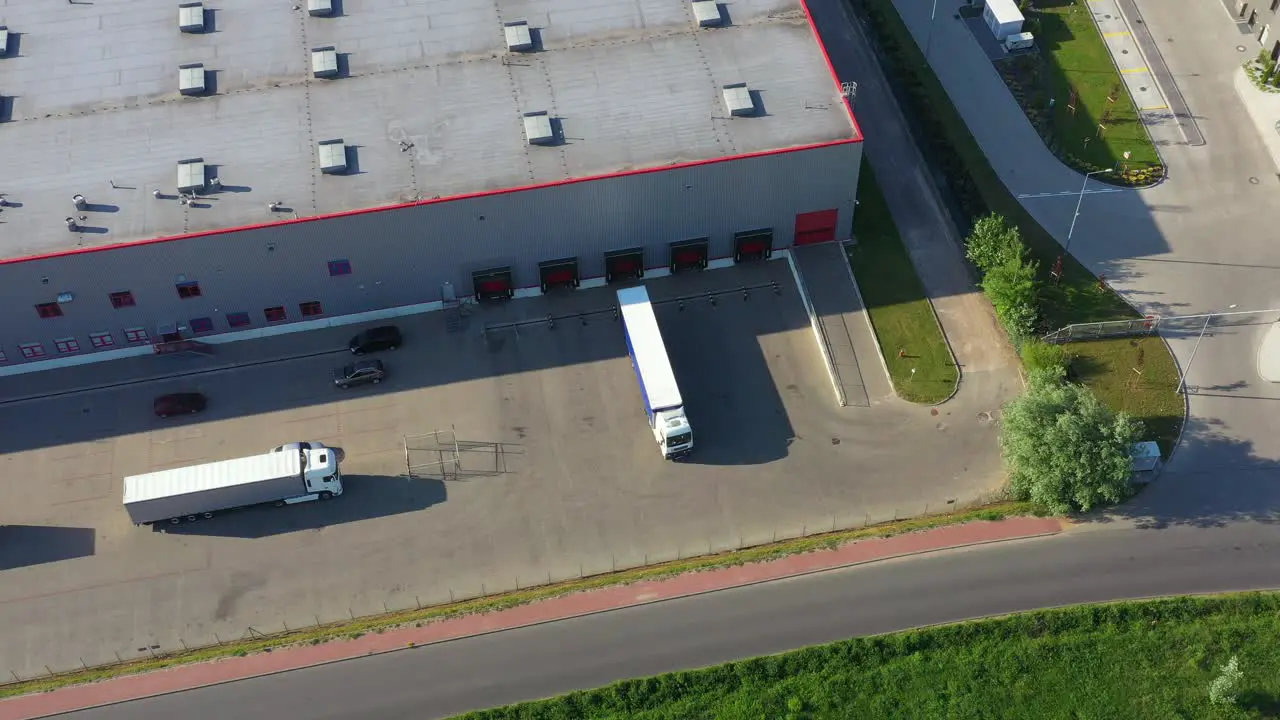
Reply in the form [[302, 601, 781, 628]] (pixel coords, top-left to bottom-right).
[[1121, 67, 1150, 74], [1141, 104, 1169, 111], [1104, 31, 1131, 37]]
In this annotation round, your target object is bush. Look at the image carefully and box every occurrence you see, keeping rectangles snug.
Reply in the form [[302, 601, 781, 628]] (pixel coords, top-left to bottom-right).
[[1019, 339, 1066, 378], [981, 256, 1040, 342], [965, 214, 1026, 274], [1000, 375, 1144, 514]]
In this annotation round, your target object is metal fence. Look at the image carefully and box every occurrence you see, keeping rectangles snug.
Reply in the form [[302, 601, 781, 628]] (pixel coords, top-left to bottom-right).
[[0, 487, 1007, 685], [1042, 308, 1280, 344]]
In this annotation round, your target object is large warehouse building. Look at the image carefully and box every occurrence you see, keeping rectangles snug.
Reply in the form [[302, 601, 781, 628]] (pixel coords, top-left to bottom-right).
[[0, 0, 862, 370]]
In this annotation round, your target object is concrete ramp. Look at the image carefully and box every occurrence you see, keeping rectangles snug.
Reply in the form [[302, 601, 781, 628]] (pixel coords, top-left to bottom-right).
[[788, 244, 892, 407]]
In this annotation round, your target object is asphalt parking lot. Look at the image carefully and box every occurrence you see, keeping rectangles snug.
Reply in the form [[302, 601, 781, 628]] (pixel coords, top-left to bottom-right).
[[0, 259, 1006, 677]]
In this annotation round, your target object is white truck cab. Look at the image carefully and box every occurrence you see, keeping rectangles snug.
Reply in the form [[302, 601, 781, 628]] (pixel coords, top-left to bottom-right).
[[298, 447, 343, 500], [656, 410, 693, 459]]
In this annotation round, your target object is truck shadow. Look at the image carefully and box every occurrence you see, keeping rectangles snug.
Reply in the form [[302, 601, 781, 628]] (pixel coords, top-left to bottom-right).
[[159, 474, 445, 538], [0, 525, 96, 570]]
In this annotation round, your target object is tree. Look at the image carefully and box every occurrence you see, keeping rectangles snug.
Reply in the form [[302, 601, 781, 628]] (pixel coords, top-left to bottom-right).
[[965, 214, 1026, 275], [980, 255, 1040, 341], [1000, 374, 1143, 514]]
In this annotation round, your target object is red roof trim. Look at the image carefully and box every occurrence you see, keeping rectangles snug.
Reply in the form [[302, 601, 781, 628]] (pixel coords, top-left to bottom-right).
[[0, 5, 860, 269]]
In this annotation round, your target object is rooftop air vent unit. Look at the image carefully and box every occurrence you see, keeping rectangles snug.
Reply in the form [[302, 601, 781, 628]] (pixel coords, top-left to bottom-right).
[[178, 2, 205, 33], [503, 20, 534, 52], [308, 0, 334, 16], [177, 158, 206, 193], [317, 139, 348, 174], [311, 46, 339, 78], [522, 111, 555, 146], [0, 26, 10, 57], [721, 83, 755, 117], [178, 63, 206, 95], [691, 1, 724, 27]]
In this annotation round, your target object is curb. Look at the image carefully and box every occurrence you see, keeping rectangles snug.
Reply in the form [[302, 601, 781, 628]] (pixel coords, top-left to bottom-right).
[[10, 519, 1063, 719]]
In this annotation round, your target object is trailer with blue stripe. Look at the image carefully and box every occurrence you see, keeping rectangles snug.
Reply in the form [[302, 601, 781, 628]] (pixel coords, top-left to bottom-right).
[[617, 285, 693, 459]]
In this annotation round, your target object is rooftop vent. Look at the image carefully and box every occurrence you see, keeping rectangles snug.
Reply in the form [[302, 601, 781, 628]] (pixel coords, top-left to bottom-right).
[[317, 139, 348, 174], [177, 158, 206, 193], [0, 26, 10, 57], [311, 46, 339, 78], [522, 111, 555, 146], [178, 63, 206, 95], [308, 0, 334, 16], [178, 2, 205, 33], [691, 1, 724, 27], [721, 83, 755, 117], [503, 21, 534, 52]]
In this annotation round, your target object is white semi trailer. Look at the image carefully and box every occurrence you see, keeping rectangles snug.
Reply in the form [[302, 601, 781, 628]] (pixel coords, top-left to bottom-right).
[[617, 285, 693, 459], [123, 447, 343, 526]]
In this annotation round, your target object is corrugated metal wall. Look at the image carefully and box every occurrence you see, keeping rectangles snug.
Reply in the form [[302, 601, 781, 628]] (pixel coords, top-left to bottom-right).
[[0, 143, 861, 358]]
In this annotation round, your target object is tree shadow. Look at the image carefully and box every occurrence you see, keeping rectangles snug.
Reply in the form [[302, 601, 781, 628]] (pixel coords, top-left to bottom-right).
[[1239, 689, 1280, 718]]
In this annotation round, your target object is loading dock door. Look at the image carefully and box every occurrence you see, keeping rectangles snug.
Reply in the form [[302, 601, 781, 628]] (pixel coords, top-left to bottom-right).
[[604, 247, 645, 284], [669, 238, 709, 274], [539, 257, 580, 293], [472, 267, 515, 302], [734, 228, 774, 263], [794, 209, 839, 246]]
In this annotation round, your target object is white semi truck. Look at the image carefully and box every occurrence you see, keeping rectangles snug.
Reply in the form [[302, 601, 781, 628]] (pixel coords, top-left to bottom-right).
[[617, 285, 693, 459], [123, 447, 343, 526]]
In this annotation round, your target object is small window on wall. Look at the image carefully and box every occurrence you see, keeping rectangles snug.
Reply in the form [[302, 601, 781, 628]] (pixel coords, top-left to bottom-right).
[[189, 317, 215, 334], [328, 259, 353, 276], [109, 291, 136, 309], [226, 312, 251, 328], [35, 302, 63, 319], [176, 281, 202, 299], [89, 331, 115, 349], [54, 337, 80, 354], [18, 343, 45, 360], [123, 327, 149, 344], [264, 306, 287, 322], [300, 301, 323, 317]]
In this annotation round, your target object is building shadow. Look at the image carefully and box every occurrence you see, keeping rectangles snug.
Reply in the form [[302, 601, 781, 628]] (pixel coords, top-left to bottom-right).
[[160, 474, 446, 538], [0, 526, 96, 570]]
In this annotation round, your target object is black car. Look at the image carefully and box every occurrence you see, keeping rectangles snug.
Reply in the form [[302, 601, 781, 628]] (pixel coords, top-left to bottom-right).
[[154, 392, 207, 418], [334, 359, 386, 389], [349, 325, 402, 355]]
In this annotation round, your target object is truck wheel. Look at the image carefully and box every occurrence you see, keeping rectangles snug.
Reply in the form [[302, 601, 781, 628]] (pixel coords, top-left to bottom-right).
[[274, 500, 286, 507], [169, 517, 181, 525], [320, 491, 333, 500], [202, 512, 214, 519], [372, 378, 381, 384], [186, 515, 198, 523]]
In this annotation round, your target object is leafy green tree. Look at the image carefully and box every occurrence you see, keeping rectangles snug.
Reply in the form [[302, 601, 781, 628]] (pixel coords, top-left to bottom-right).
[[1209, 655, 1242, 707], [965, 214, 1026, 275], [1000, 374, 1143, 514], [980, 256, 1040, 341]]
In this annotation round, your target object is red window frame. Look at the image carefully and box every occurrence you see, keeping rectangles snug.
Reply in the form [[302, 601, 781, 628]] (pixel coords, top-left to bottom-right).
[[18, 343, 45, 359], [123, 327, 149, 344], [109, 291, 136, 308], [226, 312, 251, 328], [89, 331, 115, 349], [189, 317, 215, 334], [299, 301, 323, 317], [264, 306, 287, 322], [35, 302, 63, 319], [328, 259, 352, 276], [54, 337, 80, 354], [176, 281, 202, 299]]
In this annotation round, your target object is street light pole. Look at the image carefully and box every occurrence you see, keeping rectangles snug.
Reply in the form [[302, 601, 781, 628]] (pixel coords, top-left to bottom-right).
[[1176, 304, 1238, 395], [925, 0, 938, 61], [1054, 167, 1113, 281]]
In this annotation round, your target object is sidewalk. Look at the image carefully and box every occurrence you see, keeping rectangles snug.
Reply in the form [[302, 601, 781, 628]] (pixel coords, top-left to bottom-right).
[[0, 516, 1063, 720]]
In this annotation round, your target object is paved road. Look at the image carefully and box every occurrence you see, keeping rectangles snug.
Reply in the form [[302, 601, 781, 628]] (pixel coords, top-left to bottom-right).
[[58, 522, 1280, 719]]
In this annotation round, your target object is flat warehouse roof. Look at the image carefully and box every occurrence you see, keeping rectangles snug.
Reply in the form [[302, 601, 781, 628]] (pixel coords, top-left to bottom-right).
[[0, 0, 860, 261]]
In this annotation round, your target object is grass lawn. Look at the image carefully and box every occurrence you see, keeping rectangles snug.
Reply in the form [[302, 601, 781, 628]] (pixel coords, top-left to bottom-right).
[[851, 0, 1182, 453], [1031, 0, 1162, 179], [848, 161, 959, 405], [457, 593, 1280, 719]]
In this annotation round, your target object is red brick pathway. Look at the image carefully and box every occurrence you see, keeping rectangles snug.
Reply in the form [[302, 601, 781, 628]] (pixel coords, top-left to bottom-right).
[[0, 517, 1062, 720]]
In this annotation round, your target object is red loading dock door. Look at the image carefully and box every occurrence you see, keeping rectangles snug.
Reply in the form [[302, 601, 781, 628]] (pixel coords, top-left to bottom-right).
[[669, 238, 709, 274], [472, 267, 515, 302], [734, 228, 774, 263], [538, 257, 580, 293], [604, 247, 645, 284], [794, 209, 839, 246]]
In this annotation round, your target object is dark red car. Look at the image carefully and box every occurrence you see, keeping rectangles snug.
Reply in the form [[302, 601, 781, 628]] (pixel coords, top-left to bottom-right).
[[153, 392, 207, 418]]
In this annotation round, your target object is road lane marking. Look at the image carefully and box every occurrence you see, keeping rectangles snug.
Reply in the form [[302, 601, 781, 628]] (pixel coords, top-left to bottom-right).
[[1122, 67, 1150, 74]]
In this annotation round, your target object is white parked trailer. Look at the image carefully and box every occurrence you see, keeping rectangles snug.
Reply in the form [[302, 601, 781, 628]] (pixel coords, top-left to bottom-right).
[[982, 0, 1024, 41], [617, 285, 693, 459], [123, 448, 343, 526]]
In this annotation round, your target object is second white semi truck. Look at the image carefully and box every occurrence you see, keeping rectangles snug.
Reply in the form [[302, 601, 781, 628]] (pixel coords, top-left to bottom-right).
[[123, 447, 343, 526], [617, 285, 693, 459]]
